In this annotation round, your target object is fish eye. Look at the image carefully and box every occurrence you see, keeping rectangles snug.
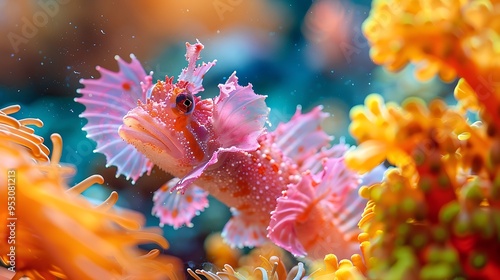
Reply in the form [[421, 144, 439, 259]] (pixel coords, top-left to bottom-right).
[[175, 92, 195, 114]]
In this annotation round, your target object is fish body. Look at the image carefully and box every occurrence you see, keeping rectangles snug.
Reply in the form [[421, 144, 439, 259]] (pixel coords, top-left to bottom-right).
[[76, 41, 383, 259]]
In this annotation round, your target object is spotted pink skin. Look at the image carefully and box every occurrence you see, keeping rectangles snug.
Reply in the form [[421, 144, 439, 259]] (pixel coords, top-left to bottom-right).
[[196, 135, 301, 247], [118, 55, 295, 247], [75, 40, 382, 258], [268, 157, 360, 259]]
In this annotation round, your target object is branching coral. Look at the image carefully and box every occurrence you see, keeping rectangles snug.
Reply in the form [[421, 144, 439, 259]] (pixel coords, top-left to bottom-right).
[[363, 0, 500, 133], [0, 106, 183, 279], [323, 1, 500, 279], [346, 94, 469, 176], [343, 92, 500, 279]]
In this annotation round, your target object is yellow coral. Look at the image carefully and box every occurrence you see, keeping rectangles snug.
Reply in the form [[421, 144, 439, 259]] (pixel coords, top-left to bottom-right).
[[346, 94, 467, 176], [454, 78, 481, 112], [363, 0, 500, 133], [308, 247, 369, 280], [347, 101, 500, 279], [363, 0, 500, 81], [335, 1, 500, 279], [347, 94, 411, 173]]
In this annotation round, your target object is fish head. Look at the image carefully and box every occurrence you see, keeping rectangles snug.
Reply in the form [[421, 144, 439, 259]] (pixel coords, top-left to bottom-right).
[[119, 43, 217, 176]]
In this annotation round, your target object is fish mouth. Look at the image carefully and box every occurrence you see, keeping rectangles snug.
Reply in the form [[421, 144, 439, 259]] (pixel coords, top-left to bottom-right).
[[119, 106, 184, 159]]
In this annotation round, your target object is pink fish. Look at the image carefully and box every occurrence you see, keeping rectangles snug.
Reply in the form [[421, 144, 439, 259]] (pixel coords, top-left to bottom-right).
[[75, 41, 382, 259]]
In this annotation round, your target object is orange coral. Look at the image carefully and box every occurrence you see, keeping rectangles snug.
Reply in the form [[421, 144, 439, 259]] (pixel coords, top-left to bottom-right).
[[0, 106, 183, 279], [187, 242, 302, 280], [0, 105, 49, 162], [188, 254, 303, 280], [204, 232, 241, 270], [189, 240, 371, 280]]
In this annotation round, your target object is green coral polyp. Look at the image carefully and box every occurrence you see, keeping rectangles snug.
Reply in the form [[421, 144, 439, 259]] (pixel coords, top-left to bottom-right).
[[470, 252, 488, 269], [420, 263, 455, 280], [410, 232, 428, 248], [432, 226, 448, 243], [401, 197, 417, 213], [440, 202, 461, 224], [419, 177, 432, 193], [454, 219, 471, 236], [463, 181, 485, 205], [472, 210, 490, 230]]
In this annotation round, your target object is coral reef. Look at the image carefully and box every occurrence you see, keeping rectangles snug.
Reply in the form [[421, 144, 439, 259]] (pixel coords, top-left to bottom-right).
[[4, 0, 500, 279], [342, 0, 500, 279]]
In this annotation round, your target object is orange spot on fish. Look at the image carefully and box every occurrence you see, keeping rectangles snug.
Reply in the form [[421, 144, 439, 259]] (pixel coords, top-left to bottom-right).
[[252, 231, 259, 240], [272, 163, 279, 173], [238, 203, 252, 211], [233, 181, 251, 197], [258, 166, 266, 175], [172, 209, 179, 218], [172, 115, 205, 162], [298, 146, 304, 153], [122, 82, 131, 91], [186, 195, 193, 203]]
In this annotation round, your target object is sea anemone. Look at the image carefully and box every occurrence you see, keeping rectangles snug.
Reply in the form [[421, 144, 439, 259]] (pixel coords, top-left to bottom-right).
[[187, 241, 371, 279], [0, 104, 49, 162], [0, 105, 183, 279], [187, 254, 304, 280]]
